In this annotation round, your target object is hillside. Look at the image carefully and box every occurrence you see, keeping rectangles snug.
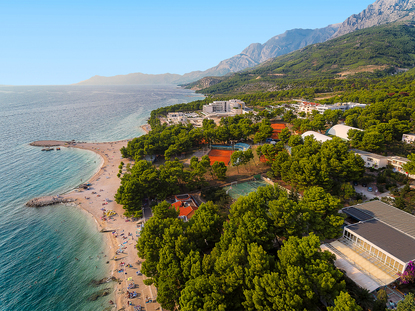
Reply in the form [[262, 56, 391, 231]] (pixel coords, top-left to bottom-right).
[[196, 22, 415, 95]]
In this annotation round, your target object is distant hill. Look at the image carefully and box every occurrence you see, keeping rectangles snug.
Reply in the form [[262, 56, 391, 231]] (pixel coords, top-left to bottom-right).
[[196, 22, 415, 95], [76, 0, 415, 86], [75, 73, 183, 85], [75, 25, 340, 86]]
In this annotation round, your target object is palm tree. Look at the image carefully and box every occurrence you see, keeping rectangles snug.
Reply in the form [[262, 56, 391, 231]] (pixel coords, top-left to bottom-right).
[[351, 288, 374, 311]]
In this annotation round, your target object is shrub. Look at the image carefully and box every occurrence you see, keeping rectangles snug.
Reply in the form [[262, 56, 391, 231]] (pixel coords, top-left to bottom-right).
[[398, 261, 415, 285]]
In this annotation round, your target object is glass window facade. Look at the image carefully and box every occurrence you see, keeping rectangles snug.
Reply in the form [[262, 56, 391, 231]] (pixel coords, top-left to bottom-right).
[[343, 229, 405, 273]]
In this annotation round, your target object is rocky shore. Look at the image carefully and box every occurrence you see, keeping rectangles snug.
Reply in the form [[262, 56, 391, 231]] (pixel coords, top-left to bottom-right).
[[29, 140, 86, 147]]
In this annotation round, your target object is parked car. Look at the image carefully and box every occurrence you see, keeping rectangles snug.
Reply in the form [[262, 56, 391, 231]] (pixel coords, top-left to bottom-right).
[[368, 187, 373, 192], [353, 181, 358, 186], [362, 183, 367, 187]]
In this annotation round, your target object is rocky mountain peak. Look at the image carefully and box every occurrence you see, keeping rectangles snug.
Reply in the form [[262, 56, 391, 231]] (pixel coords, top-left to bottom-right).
[[333, 0, 415, 37]]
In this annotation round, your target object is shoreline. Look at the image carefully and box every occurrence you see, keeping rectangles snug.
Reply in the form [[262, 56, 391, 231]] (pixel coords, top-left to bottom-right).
[[29, 140, 160, 311]]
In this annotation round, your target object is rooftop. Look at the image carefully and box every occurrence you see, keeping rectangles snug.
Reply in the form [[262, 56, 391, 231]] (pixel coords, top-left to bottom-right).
[[388, 156, 409, 163], [351, 149, 388, 160], [177, 205, 197, 218], [346, 219, 415, 263], [342, 206, 374, 221], [351, 201, 415, 239], [301, 102, 320, 106], [327, 124, 363, 140], [301, 131, 332, 143]]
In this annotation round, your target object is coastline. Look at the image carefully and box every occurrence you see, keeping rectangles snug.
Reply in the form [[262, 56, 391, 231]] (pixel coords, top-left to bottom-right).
[[30, 140, 160, 311]]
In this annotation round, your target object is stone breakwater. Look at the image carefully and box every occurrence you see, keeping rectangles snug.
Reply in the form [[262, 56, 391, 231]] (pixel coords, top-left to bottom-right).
[[29, 140, 85, 147], [26, 196, 76, 207]]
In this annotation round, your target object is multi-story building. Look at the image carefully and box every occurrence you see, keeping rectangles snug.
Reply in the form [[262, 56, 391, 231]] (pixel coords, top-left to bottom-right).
[[402, 133, 415, 144], [167, 112, 187, 124], [294, 101, 366, 115], [352, 149, 388, 169], [387, 156, 415, 178], [297, 101, 320, 114], [202, 99, 245, 115]]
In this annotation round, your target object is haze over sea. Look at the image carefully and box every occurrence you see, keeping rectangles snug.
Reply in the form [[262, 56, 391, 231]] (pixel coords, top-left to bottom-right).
[[0, 85, 203, 310]]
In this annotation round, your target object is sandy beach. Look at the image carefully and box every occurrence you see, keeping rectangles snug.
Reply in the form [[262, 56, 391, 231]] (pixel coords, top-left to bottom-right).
[[30, 140, 161, 311]]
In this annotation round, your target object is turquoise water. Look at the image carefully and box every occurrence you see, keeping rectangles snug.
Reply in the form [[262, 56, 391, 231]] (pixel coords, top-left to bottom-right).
[[211, 143, 250, 151], [0, 85, 203, 310]]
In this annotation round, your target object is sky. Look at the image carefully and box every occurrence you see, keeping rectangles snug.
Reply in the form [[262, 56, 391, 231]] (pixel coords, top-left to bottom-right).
[[1, 0, 376, 85]]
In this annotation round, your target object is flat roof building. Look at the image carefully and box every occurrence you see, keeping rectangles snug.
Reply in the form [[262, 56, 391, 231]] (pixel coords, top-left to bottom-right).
[[402, 133, 415, 144], [324, 201, 415, 291], [352, 149, 388, 169], [202, 99, 245, 115], [293, 102, 366, 115], [388, 156, 415, 179], [167, 112, 188, 125]]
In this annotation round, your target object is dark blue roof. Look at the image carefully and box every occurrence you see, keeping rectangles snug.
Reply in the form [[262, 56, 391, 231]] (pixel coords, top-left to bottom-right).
[[343, 207, 374, 221]]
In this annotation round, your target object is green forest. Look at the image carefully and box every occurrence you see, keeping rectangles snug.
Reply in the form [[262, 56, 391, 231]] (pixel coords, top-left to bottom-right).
[[138, 187, 357, 311], [114, 20, 415, 311]]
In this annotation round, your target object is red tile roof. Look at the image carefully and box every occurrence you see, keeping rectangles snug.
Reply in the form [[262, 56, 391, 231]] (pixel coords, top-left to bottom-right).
[[171, 195, 199, 220], [172, 201, 182, 209], [178, 205, 197, 218], [302, 101, 320, 106]]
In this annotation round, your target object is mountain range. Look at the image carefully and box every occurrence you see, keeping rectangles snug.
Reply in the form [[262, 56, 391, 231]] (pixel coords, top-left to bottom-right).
[[195, 22, 415, 94], [75, 0, 415, 86]]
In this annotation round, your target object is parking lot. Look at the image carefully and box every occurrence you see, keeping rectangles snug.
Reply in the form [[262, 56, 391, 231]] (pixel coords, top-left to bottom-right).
[[353, 183, 400, 200], [354, 184, 379, 200]]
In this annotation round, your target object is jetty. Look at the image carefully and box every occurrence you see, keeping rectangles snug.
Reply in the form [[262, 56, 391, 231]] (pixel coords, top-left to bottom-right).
[[26, 196, 76, 207], [30, 140, 80, 147]]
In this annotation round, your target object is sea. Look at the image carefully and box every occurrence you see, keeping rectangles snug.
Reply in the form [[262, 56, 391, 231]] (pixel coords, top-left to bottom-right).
[[0, 85, 204, 311]]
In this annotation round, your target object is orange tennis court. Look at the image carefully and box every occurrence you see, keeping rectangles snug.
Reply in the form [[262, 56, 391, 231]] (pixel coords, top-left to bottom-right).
[[208, 149, 234, 166], [271, 123, 286, 130], [270, 123, 286, 139]]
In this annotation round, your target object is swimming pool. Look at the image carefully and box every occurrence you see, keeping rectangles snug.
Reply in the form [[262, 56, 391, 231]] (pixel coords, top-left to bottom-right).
[[210, 143, 250, 152]]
